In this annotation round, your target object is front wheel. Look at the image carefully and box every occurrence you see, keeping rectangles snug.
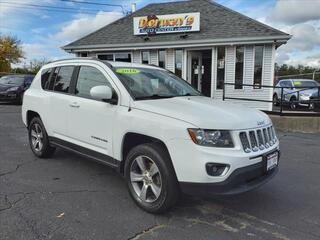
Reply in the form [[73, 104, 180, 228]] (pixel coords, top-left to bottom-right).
[[124, 143, 179, 213], [289, 97, 297, 110], [28, 117, 55, 158]]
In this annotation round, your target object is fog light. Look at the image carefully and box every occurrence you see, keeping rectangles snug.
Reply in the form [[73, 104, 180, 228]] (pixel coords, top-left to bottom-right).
[[206, 163, 229, 176]]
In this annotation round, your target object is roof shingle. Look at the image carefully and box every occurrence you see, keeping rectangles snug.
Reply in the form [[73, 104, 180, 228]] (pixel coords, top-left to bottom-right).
[[63, 0, 290, 50]]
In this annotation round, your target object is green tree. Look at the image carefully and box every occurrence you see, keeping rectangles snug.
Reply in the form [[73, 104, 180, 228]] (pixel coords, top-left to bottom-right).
[[0, 35, 24, 72]]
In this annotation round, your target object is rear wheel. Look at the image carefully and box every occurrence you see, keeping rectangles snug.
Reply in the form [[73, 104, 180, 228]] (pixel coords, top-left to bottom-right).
[[28, 117, 55, 158], [124, 143, 179, 213]]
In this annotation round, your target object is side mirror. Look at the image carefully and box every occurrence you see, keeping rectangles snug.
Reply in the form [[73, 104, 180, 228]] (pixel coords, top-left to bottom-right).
[[90, 85, 113, 102]]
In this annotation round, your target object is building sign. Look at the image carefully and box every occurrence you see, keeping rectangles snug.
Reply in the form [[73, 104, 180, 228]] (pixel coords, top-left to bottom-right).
[[133, 12, 200, 35]]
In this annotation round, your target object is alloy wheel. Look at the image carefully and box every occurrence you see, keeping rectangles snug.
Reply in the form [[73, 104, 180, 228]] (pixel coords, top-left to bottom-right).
[[30, 123, 43, 152], [130, 156, 162, 203]]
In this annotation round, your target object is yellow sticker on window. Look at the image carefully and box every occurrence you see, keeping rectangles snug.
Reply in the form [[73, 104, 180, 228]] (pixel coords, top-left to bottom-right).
[[294, 81, 302, 86], [116, 68, 140, 74]]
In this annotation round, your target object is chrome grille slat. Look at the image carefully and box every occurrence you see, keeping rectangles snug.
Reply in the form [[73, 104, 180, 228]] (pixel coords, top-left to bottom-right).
[[239, 125, 277, 153]]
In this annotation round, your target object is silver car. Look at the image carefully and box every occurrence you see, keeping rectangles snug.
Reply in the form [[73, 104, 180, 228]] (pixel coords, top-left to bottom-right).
[[273, 79, 320, 109]]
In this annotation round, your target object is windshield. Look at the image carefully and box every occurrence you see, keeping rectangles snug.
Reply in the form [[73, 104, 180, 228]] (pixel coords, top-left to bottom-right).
[[114, 67, 201, 100], [0, 76, 24, 86], [293, 80, 319, 88]]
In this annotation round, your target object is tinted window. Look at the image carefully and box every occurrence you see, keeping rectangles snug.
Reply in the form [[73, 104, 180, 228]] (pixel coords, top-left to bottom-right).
[[280, 81, 292, 88], [158, 50, 166, 68], [254, 46, 264, 89], [41, 68, 52, 90], [53, 66, 74, 93], [98, 54, 113, 61], [293, 80, 318, 88], [75, 66, 112, 99], [216, 46, 225, 89], [115, 53, 131, 63], [0, 76, 24, 85], [175, 50, 183, 78], [235, 46, 244, 89]]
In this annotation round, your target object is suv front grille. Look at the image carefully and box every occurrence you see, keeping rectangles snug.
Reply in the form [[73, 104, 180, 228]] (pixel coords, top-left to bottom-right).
[[239, 126, 277, 153]]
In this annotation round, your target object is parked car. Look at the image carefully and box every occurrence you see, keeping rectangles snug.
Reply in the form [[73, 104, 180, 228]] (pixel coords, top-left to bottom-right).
[[273, 79, 320, 109], [0, 75, 35, 104], [22, 59, 279, 213], [310, 90, 320, 110]]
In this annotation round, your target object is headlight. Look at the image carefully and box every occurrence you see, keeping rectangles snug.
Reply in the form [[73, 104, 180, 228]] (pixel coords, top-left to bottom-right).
[[300, 93, 310, 97], [6, 86, 19, 92], [188, 129, 234, 147]]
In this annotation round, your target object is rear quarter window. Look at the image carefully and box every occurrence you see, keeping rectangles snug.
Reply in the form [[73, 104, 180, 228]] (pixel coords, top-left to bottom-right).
[[41, 68, 53, 90]]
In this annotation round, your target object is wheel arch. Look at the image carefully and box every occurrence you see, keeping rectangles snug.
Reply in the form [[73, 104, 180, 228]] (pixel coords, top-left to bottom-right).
[[26, 110, 41, 127], [120, 132, 173, 176]]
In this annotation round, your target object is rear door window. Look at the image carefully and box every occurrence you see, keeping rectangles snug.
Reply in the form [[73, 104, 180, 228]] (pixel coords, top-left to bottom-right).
[[53, 66, 74, 93]]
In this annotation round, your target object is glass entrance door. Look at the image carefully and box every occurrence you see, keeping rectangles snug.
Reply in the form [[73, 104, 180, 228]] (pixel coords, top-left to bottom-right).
[[189, 52, 202, 91], [188, 50, 212, 97]]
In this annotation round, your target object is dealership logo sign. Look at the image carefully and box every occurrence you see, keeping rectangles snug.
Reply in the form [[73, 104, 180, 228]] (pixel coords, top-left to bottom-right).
[[133, 12, 200, 35]]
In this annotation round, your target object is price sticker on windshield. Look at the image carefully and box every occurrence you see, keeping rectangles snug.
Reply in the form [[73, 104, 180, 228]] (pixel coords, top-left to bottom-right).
[[116, 68, 140, 74]]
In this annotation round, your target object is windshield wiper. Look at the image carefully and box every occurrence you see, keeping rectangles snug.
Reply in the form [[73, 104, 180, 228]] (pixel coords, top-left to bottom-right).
[[135, 94, 175, 100]]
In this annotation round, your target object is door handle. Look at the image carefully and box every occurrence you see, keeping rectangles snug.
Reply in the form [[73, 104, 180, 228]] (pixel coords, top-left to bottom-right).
[[69, 102, 80, 108]]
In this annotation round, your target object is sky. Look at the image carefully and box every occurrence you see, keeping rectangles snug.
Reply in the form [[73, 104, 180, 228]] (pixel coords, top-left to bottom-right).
[[0, 0, 320, 68]]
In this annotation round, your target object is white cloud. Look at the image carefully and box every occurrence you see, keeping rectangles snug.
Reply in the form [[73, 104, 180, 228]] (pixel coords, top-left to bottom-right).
[[283, 24, 320, 51], [267, 0, 320, 25], [52, 11, 123, 43], [21, 43, 51, 59]]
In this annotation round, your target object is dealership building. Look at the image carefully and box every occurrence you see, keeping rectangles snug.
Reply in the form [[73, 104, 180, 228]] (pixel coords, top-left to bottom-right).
[[63, 0, 291, 110]]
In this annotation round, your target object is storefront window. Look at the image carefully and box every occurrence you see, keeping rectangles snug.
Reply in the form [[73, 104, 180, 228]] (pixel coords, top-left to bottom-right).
[[216, 46, 225, 89], [115, 53, 131, 62], [98, 54, 113, 61], [235, 46, 244, 89], [158, 50, 166, 68], [254, 46, 264, 89], [175, 49, 183, 78], [97, 53, 131, 62], [142, 51, 150, 64]]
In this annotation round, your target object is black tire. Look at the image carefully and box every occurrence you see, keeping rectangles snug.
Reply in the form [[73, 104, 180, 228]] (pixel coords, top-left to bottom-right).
[[289, 96, 297, 110], [273, 94, 279, 106], [124, 143, 179, 213], [28, 117, 55, 158]]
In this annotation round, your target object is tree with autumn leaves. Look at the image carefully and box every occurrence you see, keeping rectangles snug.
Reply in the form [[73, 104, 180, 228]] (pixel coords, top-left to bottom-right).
[[0, 35, 24, 72]]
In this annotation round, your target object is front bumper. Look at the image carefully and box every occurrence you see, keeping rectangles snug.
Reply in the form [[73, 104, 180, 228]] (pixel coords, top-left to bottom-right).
[[180, 159, 279, 196], [0, 92, 19, 101]]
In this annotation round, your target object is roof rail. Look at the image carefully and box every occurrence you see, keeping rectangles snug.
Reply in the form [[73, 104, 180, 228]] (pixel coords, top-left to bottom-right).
[[48, 57, 98, 64], [48, 57, 114, 70]]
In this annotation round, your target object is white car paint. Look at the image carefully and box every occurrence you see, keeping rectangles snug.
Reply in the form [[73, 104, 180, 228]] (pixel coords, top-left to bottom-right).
[[22, 59, 279, 185]]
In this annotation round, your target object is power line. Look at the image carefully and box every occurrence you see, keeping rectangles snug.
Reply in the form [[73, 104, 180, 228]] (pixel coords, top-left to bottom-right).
[[0, 1, 100, 13], [58, 0, 126, 14], [59, 0, 124, 9], [0, 1, 123, 15]]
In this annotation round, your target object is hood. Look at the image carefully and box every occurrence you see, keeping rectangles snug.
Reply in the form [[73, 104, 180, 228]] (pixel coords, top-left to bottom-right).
[[299, 88, 319, 96], [133, 96, 271, 130]]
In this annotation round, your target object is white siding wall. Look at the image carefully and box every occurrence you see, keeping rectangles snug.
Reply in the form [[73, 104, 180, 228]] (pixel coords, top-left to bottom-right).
[[166, 49, 175, 72], [132, 50, 142, 63], [212, 44, 275, 111], [150, 50, 159, 65]]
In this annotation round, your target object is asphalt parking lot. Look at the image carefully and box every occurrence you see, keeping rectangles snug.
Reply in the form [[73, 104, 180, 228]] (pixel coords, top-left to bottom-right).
[[1, 104, 320, 240]]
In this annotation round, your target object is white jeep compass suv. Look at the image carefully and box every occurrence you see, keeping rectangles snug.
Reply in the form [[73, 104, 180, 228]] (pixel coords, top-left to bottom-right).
[[22, 58, 279, 213]]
